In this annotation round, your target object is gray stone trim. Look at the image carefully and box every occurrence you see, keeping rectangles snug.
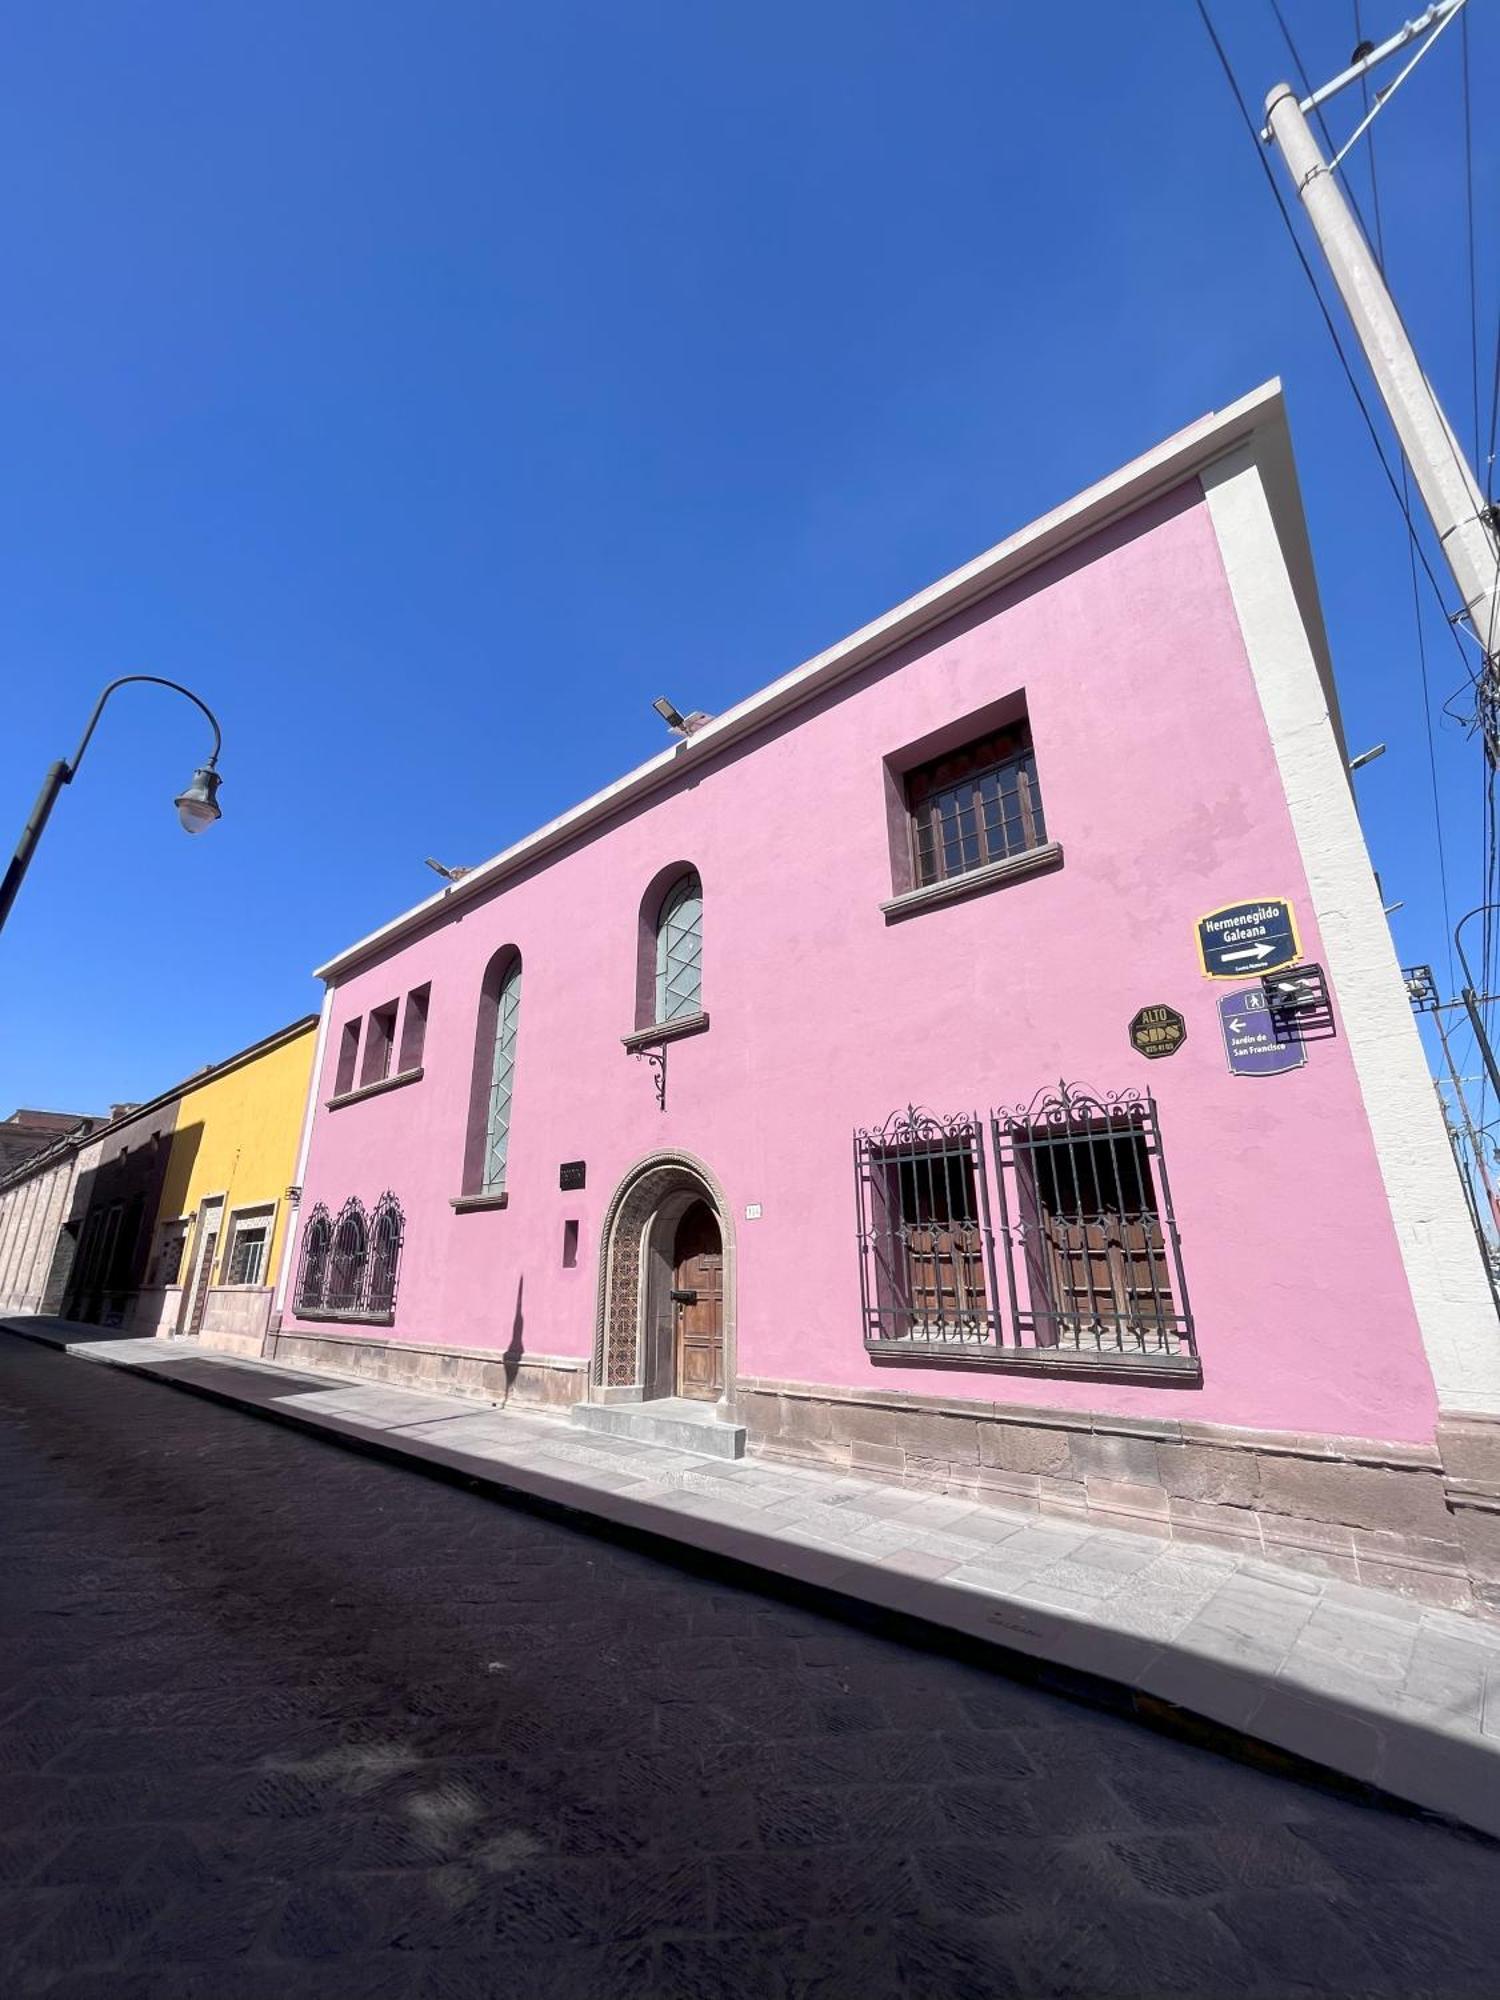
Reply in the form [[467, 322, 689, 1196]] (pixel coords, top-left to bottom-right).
[[736, 1378, 1496, 1609], [326, 1066, 424, 1111], [591, 1149, 737, 1417], [291, 1308, 397, 1328], [879, 842, 1063, 921], [865, 1340, 1201, 1385], [619, 1012, 710, 1053], [449, 1192, 509, 1212]]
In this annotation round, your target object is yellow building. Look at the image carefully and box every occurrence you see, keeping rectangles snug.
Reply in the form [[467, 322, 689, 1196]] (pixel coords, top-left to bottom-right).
[[137, 1015, 319, 1353]]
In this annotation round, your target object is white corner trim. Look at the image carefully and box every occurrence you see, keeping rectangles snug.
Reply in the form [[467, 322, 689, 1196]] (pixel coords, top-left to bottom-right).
[[1202, 431, 1500, 1416], [273, 985, 334, 1317]]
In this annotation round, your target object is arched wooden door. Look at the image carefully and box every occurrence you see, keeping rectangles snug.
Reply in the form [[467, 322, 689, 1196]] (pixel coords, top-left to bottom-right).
[[671, 1199, 723, 1400]]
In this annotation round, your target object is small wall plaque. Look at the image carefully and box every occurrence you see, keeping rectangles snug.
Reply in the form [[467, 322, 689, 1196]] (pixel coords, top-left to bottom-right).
[[744, 1203, 762, 1220], [1129, 1004, 1187, 1061], [559, 1160, 586, 1191]]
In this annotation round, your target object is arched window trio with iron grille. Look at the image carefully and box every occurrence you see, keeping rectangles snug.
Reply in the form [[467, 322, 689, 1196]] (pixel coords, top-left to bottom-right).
[[295, 1191, 404, 1320], [295, 866, 705, 1319]]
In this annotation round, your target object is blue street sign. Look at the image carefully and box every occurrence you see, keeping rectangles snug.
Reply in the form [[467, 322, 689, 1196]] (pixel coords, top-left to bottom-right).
[[1197, 897, 1301, 979], [1217, 986, 1305, 1077]]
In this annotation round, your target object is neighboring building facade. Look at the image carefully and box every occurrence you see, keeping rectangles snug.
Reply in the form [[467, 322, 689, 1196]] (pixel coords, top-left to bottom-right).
[[0, 1108, 98, 1177], [265, 382, 1496, 1608], [0, 1119, 103, 1317], [135, 1017, 318, 1351]]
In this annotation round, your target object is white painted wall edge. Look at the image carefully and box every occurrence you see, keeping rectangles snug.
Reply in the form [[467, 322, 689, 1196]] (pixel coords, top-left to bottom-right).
[[1202, 421, 1500, 1417]]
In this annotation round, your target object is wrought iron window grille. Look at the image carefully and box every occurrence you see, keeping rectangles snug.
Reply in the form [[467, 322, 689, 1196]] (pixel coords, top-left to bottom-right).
[[294, 1193, 405, 1320], [990, 1082, 1195, 1360], [854, 1107, 1004, 1353], [292, 1203, 332, 1311]]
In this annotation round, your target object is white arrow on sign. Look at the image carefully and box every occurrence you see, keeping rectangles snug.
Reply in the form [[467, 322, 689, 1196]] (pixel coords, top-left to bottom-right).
[[1223, 941, 1276, 964]]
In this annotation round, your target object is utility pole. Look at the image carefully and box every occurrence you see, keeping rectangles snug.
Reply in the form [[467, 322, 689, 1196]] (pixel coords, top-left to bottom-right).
[[1263, 4, 1500, 716]]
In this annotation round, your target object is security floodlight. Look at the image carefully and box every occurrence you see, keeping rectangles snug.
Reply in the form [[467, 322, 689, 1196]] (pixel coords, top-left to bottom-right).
[[174, 765, 223, 834], [424, 857, 471, 882], [653, 696, 688, 733]]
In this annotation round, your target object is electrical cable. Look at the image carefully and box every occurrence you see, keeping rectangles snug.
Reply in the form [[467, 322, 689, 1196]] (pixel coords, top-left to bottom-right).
[[1194, 0, 1476, 692], [1355, 0, 1456, 991]]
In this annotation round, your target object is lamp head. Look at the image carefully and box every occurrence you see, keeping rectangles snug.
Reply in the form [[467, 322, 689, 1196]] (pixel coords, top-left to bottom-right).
[[652, 696, 687, 733], [174, 764, 222, 834]]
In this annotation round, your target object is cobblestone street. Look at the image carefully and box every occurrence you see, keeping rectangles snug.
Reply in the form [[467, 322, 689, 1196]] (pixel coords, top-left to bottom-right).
[[2, 1333, 1499, 1998]]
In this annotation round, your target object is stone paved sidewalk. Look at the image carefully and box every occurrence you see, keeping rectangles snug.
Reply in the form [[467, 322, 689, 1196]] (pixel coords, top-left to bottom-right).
[[8, 1316, 1500, 1841]]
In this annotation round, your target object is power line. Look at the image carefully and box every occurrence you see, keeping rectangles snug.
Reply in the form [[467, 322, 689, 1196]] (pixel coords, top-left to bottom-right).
[[1460, 3, 1481, 476], [1193, 0, 1475, 690], [1352, 0, 1457, 990]]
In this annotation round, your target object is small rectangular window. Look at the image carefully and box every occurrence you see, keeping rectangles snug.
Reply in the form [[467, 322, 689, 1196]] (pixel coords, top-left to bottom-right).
[[335, 1020, 361, 1096], [906, 719, 1046, 889], [150, 1219, 189, 1288], [361, 1002, 398, 1087], [398, 984, 430, 1073], [562, 1218, 579, 1269], [225, 1214, 272, 1286]]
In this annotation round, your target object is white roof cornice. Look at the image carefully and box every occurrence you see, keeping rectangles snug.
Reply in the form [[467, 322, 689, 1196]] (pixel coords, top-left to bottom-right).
[[317, 379, 1287, 982]]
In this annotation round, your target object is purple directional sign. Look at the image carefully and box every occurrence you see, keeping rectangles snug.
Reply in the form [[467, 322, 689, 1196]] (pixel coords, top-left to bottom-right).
[[1216, 986, 1305, 1077]]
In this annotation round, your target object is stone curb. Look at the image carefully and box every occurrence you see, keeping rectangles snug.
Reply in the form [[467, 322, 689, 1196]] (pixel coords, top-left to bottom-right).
[[7, 1316, 1500, 1844]]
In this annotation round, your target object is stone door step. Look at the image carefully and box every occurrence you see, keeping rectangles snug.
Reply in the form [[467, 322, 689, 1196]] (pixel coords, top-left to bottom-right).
[[571, 1396, 746, 1459]]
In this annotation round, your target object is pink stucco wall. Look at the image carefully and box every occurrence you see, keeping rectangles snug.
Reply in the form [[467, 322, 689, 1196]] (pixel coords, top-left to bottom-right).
[[291, 479, 1438, 1444]]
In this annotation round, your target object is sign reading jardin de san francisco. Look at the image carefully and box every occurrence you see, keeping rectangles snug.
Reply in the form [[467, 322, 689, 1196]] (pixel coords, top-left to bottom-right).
[[1216, 986, 1305, 1077], [1196, 896, 1301, 980], [1129, 1004, 1186, 1060]]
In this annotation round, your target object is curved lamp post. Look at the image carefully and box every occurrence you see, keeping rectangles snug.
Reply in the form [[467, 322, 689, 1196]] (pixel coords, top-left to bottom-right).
[[0, 675, 224, 936]]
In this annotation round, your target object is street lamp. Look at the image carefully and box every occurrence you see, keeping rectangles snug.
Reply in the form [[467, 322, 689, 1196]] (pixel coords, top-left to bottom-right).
[[0, 675, 225, 935]]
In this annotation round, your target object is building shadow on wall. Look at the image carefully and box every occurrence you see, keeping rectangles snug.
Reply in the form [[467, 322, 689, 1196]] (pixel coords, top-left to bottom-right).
[[502, 1275, 524, 1400]]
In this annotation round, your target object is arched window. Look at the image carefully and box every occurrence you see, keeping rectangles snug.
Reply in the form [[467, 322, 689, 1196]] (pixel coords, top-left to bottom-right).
[[655, 870, 702, 1024], [367, 1193, 404, 1316], [325, 1198, 368, 1312], [464, 949, 523, 1197], [294, 1204, 331, 1311]]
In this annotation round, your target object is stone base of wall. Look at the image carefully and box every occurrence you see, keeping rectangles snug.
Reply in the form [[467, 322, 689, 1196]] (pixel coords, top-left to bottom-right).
[[266, 1324, 588, 1413], [740, 1377, 1500, 1615], [129, 1288, 178, 1339], [198, 1286, 272, 1351]]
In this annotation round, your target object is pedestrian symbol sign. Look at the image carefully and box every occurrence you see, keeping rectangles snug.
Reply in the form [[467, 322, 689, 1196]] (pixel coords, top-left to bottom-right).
[[1196, 897, 1300, 980], [1216, 986, 1305, 1077]]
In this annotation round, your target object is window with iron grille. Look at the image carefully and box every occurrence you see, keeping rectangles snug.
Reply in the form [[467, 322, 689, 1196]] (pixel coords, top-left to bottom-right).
[[366, 1192, 404, 1315], [906, 720, 1046, 889], [991, 1084, 1194, 1359], [324, 1198, 368, 1312], [224, 1206, 274, 1287], [655, 871, 703, 1023], [294, 1204, 332, 1311], [855, 1108, 1003, 1352]]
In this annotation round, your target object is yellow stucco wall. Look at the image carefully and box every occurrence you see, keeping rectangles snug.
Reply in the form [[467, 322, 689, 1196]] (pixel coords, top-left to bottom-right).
[[156, 1020, 317, 1298]]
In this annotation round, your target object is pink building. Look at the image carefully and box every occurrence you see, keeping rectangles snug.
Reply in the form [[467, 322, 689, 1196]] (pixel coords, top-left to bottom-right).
[[275, 383, 1500, 1608]]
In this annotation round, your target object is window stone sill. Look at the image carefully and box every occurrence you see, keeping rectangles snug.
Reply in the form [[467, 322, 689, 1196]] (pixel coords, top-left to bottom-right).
[[449, 1192, 509, 1213], [293, 1308, 397, 1327], [621, 1011, 710, 1053], [327, 1066, 424, 1111], [864, 1339, 1202, 1386], [881, 842, 1063, 922]]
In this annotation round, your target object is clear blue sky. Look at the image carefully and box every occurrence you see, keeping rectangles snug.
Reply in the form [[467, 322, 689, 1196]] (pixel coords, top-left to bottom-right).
[[1, 1, 1494, 1115]]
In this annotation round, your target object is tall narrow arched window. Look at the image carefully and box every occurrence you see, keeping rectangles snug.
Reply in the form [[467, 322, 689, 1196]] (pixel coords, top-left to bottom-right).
[[463, 949, 523, 1199], [326, 1198, 368, 1312], [294, 1204, 331, 1311], [367, 1193, 404, 1316], [655, 870, 702, 1024]]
